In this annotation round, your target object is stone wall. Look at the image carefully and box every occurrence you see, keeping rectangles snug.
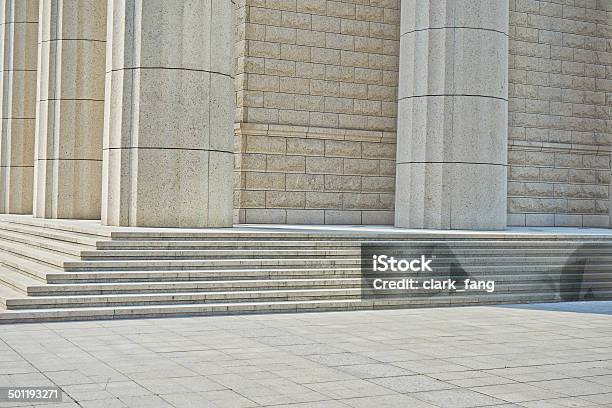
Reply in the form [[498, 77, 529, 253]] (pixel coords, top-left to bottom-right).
[[233, 0, 399, 224], [232, 0, 612, 227], [507, 0, 612, 228]]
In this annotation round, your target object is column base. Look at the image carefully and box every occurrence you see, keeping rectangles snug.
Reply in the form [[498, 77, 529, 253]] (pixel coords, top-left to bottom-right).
[[395, 162, 507, 230]]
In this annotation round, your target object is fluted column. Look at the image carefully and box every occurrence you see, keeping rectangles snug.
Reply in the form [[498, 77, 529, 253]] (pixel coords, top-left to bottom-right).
[[395, 0, 509, 230], [33, 0, 106, 219], [102, 0, 234, 227], [0, 0, 38, 214]]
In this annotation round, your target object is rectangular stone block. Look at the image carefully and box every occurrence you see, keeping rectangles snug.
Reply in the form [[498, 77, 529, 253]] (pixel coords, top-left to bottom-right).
[[362, 176, 395, 193], [266, 155, 305, 172], [287, 138, 324, 156], [305, 192, 342, 209], [286, 174, 324, 191], [554, 214, 583, 227], [583, 215, 610, 228], [525, 213, 555, 226], [342, 193, 381, 210], [324, 210, 361, 224], [324, 175, 361, 192], [265, 191, 306, 208], [244, 208, 286, 223], [245, 135, 287, 154], [507, 213, 526, 226], [239, 190, 266, 208], [305, 157, 344, 174], [362, 210, 394, 225], [286, 209, 325, 224], [245, 172, 286, 190]]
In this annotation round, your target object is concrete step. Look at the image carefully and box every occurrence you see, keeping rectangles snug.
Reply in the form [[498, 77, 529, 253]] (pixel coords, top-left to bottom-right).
[[0, 227, 90, 257], [97, 240, 361, 250], [0, 219, 103, 246], [0, 299, 366, 323], [26, 278, 363, 295], [372, 256, 612, 265], [0, 284, 26, 310], [361, 240, 612, 247], [0, 215, 610, 323], [63, 258, 363, 271], [370, 291, 612, 307], [0, 266, 45, 294], [44, 263, 612, 284], [46, 267, 362, 283], [368, 248, 612, 256], [62, 256, 612, 272], [17, 277, 612, 300], [4, 288, 362, 309], [2, 292, 611, 323], [80, 248, 612, 261], [80, 248, 362, 260], [0, 238, 78, 269], [31, 272, 612, 296], [0, 216, 110, 239], [0, 250, 61, 281], [98, 239, 612, 250], [365, 281, 612, 295], [366, 264, 612, 274]]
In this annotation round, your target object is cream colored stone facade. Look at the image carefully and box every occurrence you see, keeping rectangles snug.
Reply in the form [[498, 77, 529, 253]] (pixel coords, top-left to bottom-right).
[[234, 0, 611, 228], [0, 0, 609, 230], [233, 0, 400, 224], [507, 0, 612, 228]]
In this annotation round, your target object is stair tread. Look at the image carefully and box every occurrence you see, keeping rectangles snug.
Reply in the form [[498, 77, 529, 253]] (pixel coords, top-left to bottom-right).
[[0, 216, 110, 239], [0, 299, 364, 320], [0, 216, 611, 323], [0, 266, 45, 291], [0, 250, 62, 281], [64, 258, 362, 269], [0, 226, 91, 256], [3, 292, 612, 323], [0, 219, 103, 246], [27, 278, 362, 294], [0, 239, 78, 268], [7, 287, 361, 302], [0, 283, 27, 307]]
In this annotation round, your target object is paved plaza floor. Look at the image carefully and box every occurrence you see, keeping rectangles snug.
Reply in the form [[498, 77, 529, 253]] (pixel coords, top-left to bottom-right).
[[1, 304, 612, 408]]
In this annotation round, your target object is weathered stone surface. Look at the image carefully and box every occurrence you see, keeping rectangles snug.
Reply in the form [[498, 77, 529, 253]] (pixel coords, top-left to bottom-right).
[[33, 0, 105, 220], [234, 123, 396, 225], [394, 0, 509, 230], [102, 0, 234, 227], [507, 0, 612, 228], [0, 0, 38, 214]]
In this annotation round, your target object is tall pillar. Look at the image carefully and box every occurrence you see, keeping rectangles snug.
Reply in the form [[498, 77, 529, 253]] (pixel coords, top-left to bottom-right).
[[102, 0, 234, 227], [0, 0, 38, 214], [395, 0, 509, 230], [33, 0, 106, 219]]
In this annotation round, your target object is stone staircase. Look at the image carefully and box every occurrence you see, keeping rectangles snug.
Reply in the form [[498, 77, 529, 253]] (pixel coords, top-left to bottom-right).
[[0, 216, 611, 323]]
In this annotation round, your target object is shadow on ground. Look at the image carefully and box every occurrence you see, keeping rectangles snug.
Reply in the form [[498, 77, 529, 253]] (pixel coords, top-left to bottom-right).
[[500, 300, 612, 315]]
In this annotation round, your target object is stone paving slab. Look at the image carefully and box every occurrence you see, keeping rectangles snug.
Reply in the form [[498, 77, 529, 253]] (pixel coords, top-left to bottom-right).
[[0, 304, 611, 407]]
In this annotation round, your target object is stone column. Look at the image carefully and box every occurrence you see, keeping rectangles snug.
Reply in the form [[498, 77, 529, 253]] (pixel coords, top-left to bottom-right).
[[102, 0, 234, 227], [33, 0, 106, 219], [395, 0, 509, 230], [0, 0, 38, 214]]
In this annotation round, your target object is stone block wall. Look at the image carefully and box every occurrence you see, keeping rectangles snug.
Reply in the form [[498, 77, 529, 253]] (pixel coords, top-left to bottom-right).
[[232, 0, 612, 227], [234, 123, 395, 224], [507, 0, 612, 228], [233, 0, 400, 224]]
